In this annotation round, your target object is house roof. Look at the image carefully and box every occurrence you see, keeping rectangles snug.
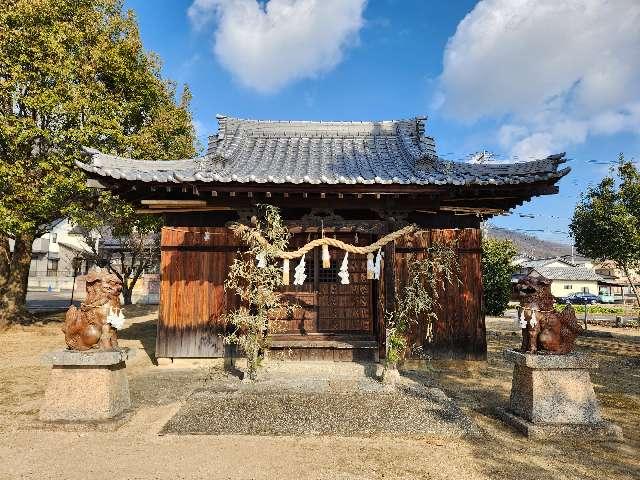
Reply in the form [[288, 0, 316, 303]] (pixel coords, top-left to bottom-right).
[[519, 257, 577, 269], [76, 116, 570, 187], [533, 267, 603, 281]]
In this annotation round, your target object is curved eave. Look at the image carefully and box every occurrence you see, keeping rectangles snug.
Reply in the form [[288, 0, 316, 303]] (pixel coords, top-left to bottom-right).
[[76, 147, 570, 189]]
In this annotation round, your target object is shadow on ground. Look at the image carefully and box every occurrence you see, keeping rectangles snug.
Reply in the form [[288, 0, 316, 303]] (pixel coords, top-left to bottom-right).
[[118, 318, 158, 365]]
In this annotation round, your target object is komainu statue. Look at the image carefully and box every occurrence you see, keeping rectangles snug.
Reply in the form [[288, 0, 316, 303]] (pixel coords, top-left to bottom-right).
[[514, 276, 583, 354], [62, 269, 126, 351]]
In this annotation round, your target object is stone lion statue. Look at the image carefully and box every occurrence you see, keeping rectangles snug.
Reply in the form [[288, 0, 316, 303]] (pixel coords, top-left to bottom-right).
[[514, 276, 583, 354], [62, 268, 126, 351]]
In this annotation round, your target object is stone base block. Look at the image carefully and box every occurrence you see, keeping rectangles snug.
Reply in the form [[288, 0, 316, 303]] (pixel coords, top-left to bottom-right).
[[505, 349, 602, 424], [500, 349, 623, 441], [39, 348, 134, 423], [496, 407, 624, 442]]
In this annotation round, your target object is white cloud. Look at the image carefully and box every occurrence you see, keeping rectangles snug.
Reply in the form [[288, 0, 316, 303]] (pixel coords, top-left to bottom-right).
[[437, 0, 640, 159], [188, 0, 366, 93]]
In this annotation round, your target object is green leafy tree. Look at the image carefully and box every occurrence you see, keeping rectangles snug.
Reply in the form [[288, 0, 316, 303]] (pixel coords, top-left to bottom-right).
[[0, 0, 195, 326], [224, 205, 294, 381], [570, 155, 640, 313], [481, 238, 518, 316]]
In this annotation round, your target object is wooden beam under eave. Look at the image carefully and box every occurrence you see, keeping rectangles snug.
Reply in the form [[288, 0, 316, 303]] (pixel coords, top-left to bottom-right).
[[438, 206, 506, 215], [141, 199, 208, 207], [136, 206, 233, 214]]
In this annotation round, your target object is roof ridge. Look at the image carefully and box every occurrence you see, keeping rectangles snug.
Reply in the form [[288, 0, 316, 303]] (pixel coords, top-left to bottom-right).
[[215, 115, 423, 125]]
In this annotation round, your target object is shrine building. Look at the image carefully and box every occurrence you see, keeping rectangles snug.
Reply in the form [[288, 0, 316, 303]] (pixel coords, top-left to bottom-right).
[[76, 115, 569, 361]]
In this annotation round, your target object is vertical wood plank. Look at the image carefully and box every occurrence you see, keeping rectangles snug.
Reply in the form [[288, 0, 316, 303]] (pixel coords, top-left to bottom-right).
[[156, 226, 239, 358], [394, 226, 486, 360]]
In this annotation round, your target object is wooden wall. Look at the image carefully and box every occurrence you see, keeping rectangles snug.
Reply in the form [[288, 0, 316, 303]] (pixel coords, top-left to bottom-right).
[[393, 228, 486, 360], [156, 227, 240, 358], [156, 222, 486, 360]]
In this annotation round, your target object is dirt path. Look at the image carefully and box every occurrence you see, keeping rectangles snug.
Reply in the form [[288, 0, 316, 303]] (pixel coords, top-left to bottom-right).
[[0, 311, 638, 479]]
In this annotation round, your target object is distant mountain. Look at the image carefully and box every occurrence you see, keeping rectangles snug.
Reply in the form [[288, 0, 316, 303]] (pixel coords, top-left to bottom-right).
[[485, 225, 573, 259]]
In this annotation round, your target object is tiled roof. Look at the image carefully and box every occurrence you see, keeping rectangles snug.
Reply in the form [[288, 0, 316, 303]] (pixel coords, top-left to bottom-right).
[[77, 116, 570, 186], [534, 267, 603, 281], [519, 258, 576, 269]]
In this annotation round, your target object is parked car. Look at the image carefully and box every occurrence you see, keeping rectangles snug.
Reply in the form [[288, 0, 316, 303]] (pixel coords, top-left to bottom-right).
[[598, 293, 616, 304], [555, 292, 600, 305]]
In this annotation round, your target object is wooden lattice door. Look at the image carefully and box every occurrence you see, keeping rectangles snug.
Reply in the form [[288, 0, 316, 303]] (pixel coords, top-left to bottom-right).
[[280, 233, 374, 335]]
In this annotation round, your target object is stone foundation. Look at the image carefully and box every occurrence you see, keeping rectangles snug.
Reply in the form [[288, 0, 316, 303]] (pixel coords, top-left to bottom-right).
[[39, 348, 134, 423], [498, 349, 623, 441]]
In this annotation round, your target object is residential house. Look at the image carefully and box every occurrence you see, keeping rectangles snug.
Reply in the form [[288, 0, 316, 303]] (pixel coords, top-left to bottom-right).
[[595, 260, 640, 303], [10, 219, 159, 303], [9, 219, 94, 292], [528, 266, 603, 298]]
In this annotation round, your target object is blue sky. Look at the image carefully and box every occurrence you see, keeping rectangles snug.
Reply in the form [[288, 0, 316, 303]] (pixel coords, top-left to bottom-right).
[[125, 0, 640, 245]]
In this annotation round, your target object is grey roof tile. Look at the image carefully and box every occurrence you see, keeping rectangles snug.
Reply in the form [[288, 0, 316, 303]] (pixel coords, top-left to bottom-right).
[[77, 117, 570, 186], [534, 267, 603, 281]]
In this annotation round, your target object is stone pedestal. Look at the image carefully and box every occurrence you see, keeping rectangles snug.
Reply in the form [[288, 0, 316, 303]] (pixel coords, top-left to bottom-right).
[[39, 348, 134, 423], [497, 349, 623, 441]]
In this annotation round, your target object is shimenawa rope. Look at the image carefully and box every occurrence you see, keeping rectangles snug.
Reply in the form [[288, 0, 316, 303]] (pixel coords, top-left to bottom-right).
[[232, 224, 417, 259]]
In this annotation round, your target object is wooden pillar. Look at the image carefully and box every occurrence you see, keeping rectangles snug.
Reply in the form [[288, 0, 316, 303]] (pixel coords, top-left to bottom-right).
[[381, 240, 396, 359]]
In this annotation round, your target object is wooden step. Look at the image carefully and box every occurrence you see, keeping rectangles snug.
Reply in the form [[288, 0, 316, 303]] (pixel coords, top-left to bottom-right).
[[270, 334, 376, 348], [268, 334, 379, 362]]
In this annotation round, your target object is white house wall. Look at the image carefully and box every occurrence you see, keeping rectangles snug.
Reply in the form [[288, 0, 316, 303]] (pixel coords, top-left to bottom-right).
[[550, 280, 599, 297]]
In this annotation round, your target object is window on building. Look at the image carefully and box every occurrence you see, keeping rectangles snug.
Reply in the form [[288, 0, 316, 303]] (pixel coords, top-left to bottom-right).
[[50, 233, 57, 243], [564, 284, 573, 290], [318, 259, 340, 284], [582, 287, 590, 293], [46, 259, 59, 277]]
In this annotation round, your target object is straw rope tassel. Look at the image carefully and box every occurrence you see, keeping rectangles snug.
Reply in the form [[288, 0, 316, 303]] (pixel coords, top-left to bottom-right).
[[282, 258, 290, 285], [322, 244, 330, 269], [367, 253, 375, 280]]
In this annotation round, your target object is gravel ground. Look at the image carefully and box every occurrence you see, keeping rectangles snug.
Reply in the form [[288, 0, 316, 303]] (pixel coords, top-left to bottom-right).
[[1, 310, 638, 479], [161, 379, 479, 437]]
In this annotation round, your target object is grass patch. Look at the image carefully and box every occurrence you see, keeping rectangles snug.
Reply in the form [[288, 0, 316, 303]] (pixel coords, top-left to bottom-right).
[[554, 304, 638, 315]]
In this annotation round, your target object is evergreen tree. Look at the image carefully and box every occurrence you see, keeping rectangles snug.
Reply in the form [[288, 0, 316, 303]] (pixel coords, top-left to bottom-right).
[[482, 238, 517, 316], [570, 155, 640, 313], [0, 0, 196, 326]]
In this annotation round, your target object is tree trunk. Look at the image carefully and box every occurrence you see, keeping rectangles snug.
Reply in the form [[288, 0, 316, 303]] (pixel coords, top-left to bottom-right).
[[0, 233, 10, 296], [0, 231, 34, 327], [621, 264, 640, 325], [122, 279, 133, 305]]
